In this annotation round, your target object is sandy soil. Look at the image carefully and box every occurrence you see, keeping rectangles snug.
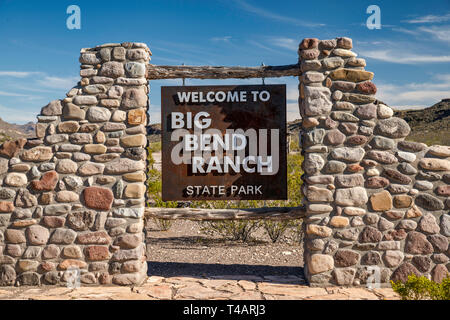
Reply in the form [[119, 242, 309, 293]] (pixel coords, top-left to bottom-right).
[[145, 219, 305, 280]]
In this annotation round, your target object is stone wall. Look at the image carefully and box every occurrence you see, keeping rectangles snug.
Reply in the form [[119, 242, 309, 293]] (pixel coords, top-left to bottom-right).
[[299, 37, 449, 287], [0, 42, 151, 286]]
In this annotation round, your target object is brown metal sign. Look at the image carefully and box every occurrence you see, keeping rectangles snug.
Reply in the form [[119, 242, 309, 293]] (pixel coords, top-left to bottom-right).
[[161, 85, 287, 201]]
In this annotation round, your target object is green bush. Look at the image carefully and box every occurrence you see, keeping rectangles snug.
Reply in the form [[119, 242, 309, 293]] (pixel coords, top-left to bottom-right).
[[391, 274, 450, 300], [262, 220, 296, 243], [152, 218, 173, 231], [200, 220, 260, 242]]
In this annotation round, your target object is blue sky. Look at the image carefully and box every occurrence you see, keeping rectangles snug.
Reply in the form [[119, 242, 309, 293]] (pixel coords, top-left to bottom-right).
[[0, 0, 449, 124]]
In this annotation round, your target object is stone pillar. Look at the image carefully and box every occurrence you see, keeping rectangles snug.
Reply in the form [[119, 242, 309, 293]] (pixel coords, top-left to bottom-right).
[[299, 37, 449, 287], [0, 42, 151, 286]]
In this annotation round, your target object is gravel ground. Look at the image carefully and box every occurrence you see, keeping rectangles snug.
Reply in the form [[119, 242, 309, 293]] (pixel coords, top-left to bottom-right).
[[145, 219, 305, 280]]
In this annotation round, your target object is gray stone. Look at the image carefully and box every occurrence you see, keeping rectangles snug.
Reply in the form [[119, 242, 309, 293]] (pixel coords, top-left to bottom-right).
[[86, 107, 111, 122], [70, 133, 93, 145], [63, 176, 83, 189], [355, 103, 377, 120], [49, 228, 77, 244], [306, 186, 333, 202], [383, 251, 404, 268], [331, 111, 359, 122], [105, 158, 145, 174], [398, 163, 418, 175], [100, 61, 125, 78], [125, 62, 146, 77], [15, 189, 37, 208], [22, 246, 42, 259], [0, 265, 16, 286], [441, 214, 450, 236], [302, 86, 332, 116], [304, 129, 325, 146], [121, 88, 148, 109], [375, 117, 411, 138], [113, 207, 144, 218], [331, 147, 365, 162], [323, 160, 347, 173], [370, 136, 395, 150], [415, 194, 444, 211], [303, 153, 325, 174], [322, 57, 344, 69], [44, 204, 71, 216], [397, 219, 417, 231], [335, 187, 368, 206], [41, 100, 62, 116], [73, 95, 98, 105], [0, 188, 16, 199], [79, 53, 101, 64], [335, 174, 364, 188], [396, 151, 416, 163]]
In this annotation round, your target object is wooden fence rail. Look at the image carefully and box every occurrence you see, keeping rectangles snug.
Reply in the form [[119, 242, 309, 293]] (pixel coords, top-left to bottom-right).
[[146, 63, 301, 80], [145, 206, 306, 220]]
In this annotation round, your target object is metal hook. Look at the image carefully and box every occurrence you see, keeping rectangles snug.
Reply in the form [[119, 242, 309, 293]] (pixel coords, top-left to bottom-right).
[[261, 62, 265, 85]]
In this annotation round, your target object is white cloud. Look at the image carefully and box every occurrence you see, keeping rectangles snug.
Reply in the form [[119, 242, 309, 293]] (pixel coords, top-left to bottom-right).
[[0, 71, 41, 78], [36, 76, 79, 90], [418, 25, 450, 43], [376, 74, 450, 109], [270, 37, 298, 51], [233, 0, 325, 27], [0, 104, 37, 123], [360, 49, 450, 64], [210, 36, 232, 42], [403, 13, 450, 24], [0, 91, 31, 97]]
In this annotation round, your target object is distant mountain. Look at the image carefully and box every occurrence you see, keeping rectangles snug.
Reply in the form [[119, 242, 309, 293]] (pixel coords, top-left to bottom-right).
[[394, 98, 450, 146], [0, 117, 36, 140]]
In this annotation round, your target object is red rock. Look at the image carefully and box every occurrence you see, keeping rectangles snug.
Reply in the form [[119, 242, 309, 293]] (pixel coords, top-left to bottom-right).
[[300, 38, 319, 49], [83, 187, 113, 211], [431, 264, 448, 283], [359, 226, 382, 243], [301, 49, 320, 60], [324, 129, 345, 145], [435, 185, 450, 196], [383, 169, 412, 185], [334, 249, 360, 267], [391, 262, 421, 283], [76, 231, 111, 245], [346, 135, 368, 145], [405, 231, 433, 254], [356, 81, 377, 94], [85, 246, 110, 261], [412, 256, 432, 272], [42, 216, 66, 228], [339, 122, 358, 135], [347, 163, 364, 173], [31, 171, 59, 191], [0, 201, 14, 213], [58, 259, 87, 270], [366, 177, 389, 189], [0, 138, 27, 158], [384, 229, 407, 241], [40, 262, 55, 272]]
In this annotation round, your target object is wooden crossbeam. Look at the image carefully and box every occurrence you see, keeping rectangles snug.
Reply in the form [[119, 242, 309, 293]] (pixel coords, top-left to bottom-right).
[[146, 64, 301, 80], [144, 206, 306, 220]]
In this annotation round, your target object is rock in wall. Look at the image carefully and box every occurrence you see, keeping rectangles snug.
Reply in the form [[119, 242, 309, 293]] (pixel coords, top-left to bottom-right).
[[299, 37, 449, 287], [0, 42, 150, 286]]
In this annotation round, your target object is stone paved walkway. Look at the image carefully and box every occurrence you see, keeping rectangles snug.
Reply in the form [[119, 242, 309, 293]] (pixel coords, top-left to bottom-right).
[[0, 275, 399, 300]]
